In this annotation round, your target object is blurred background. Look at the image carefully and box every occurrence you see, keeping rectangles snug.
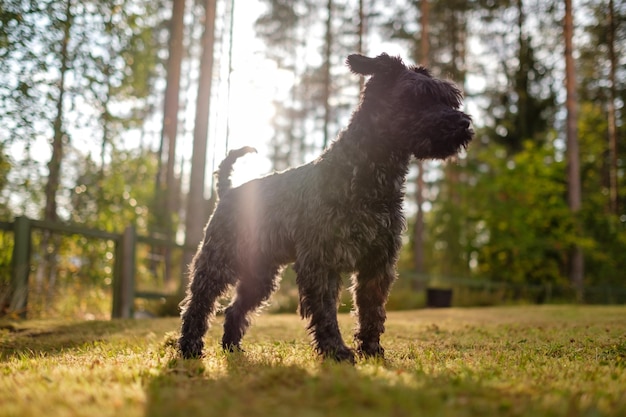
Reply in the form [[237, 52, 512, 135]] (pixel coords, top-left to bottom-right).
[[0, 0, 624, 319]]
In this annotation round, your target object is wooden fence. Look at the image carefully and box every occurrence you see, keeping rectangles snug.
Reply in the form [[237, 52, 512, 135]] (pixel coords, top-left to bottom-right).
[[2, 218, 624, 319], [0, 216, 193, 319]]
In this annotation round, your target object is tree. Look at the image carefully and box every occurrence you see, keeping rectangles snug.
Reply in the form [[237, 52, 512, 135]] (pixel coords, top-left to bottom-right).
[[413, 0, 429, 275], [0, 2, 50, 217], [321, 0, 333, 149], [470, 140, 575, 284], [576, 102, 626, 293], [357, 0, 366, 91], [183, 0, 218, 279], [476, 0, 557, 154], [148, 0, 187, 284], [255, 0, 308, 170], [156, 0, 186, 235], [575, 0, 625, 293], [390, 0, 473, 277], [256, 0, 364, 169], [1, 0, 163, 219], [607, 0, 619, 215], [0, 145, 10, 217], [44, 0, 72, 223], [564, 0, 584, 299], [35, 0, 73, 299]]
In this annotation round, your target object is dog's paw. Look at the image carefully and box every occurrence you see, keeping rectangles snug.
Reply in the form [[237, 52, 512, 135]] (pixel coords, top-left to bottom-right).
[[323, 346, 356, 364], [222, 342, 245, 354], [356, 341, 385, 359], [179, 338, 204, 359]]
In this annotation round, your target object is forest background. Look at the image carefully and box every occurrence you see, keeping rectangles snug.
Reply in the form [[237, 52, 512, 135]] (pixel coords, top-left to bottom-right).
[[0, 0, 624, 319]]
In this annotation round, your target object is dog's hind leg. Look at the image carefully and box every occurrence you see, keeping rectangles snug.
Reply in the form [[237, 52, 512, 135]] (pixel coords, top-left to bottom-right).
[[221, 264, 281, 352], [295, 263, 355, 363], [178, 250, 236, 359]]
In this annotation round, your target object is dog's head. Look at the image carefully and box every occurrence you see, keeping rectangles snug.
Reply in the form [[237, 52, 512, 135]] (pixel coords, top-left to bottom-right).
[[347, 53, 473, 160]]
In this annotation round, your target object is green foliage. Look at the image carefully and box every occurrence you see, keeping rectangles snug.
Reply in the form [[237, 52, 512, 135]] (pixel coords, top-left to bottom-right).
[[0, 231, 13, 311], [418, 104, 626, 295], [418, 129, 607, 292], [11, 148, 162, 319], [69, 148, 158, 233], [0, 144, 10, 218], [393, 0, 626, 297], [577, 102, 626, 289], [0, 0, 165, 218], [116, 4, 162, 102], [470, 140, 576, 286]]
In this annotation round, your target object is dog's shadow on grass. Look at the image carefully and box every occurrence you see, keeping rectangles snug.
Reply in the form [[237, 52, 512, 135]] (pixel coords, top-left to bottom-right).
[[144, 349, 323, 417], [142, 344, 536, 417]]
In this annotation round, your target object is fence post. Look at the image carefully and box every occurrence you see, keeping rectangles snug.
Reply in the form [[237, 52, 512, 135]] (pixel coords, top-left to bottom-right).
[[112, 225, 136, 318], [10, 216, 31, 318]]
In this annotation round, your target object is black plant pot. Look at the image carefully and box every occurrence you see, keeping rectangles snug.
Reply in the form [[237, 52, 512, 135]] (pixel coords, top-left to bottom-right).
[[426, 288, 453, 308]]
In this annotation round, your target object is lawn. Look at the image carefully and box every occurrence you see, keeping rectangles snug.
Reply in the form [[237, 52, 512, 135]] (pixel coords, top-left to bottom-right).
[[1, 306, 625, 417]]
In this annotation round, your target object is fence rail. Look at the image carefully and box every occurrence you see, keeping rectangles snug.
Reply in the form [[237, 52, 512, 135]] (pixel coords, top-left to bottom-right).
[[2, 216, 194, 319]]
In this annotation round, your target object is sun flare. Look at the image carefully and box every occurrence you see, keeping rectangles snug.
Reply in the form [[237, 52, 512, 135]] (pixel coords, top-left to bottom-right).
[[224, 63, 292, 187]]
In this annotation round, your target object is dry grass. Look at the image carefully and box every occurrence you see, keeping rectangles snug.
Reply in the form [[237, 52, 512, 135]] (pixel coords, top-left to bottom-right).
[[1, 306, 625, 417]]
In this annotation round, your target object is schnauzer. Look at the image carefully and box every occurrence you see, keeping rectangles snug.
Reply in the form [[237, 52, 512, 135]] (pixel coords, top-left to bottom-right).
[[178, 53, 473, 363]]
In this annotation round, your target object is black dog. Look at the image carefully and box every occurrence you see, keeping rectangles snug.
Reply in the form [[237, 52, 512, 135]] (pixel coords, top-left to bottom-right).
[[179, 53, 473, 363]]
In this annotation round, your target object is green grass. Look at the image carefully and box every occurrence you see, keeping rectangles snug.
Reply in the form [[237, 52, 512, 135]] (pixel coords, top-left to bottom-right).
[[1, 306, 625, 417]]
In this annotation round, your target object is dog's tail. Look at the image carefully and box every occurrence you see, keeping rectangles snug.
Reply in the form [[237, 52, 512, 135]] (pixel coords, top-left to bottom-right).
[[215, 146, 257, 197]]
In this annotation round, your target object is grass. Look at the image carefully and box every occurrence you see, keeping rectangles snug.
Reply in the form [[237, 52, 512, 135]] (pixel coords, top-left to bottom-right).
[[1, 306, 625, 417]]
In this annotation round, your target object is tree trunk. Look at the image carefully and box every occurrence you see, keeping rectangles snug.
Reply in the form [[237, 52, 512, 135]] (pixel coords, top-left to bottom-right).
[[99, 77, 111, 193], [154, 0, 185, 219], [607, 0, 619, 215], [44, 0, 72, 223], [322, 0, 333, 150], [183, 0, 218, 286], [413, 0, 429, 276], [357, 0, 365, 92], [155, 0, 185, 283], [37, 0, 72, 307], [564, 0, 584, 300], [161, 0, 185, 212], [225, 0, 236, 152], [516, 0, 529, 143]]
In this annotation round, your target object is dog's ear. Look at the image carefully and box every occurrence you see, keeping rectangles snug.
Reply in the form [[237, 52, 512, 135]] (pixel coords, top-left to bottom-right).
[[411, 65, 432, 77], [347, 53, 404, 76]]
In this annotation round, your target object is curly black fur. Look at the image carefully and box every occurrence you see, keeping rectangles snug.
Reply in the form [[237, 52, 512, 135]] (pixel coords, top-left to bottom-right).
[[178, 53, 473, 363], [216, 146, 257, 198]]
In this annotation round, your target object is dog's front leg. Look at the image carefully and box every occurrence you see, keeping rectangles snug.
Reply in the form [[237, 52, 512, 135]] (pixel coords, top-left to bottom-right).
[[352, 264, 396, 358]]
